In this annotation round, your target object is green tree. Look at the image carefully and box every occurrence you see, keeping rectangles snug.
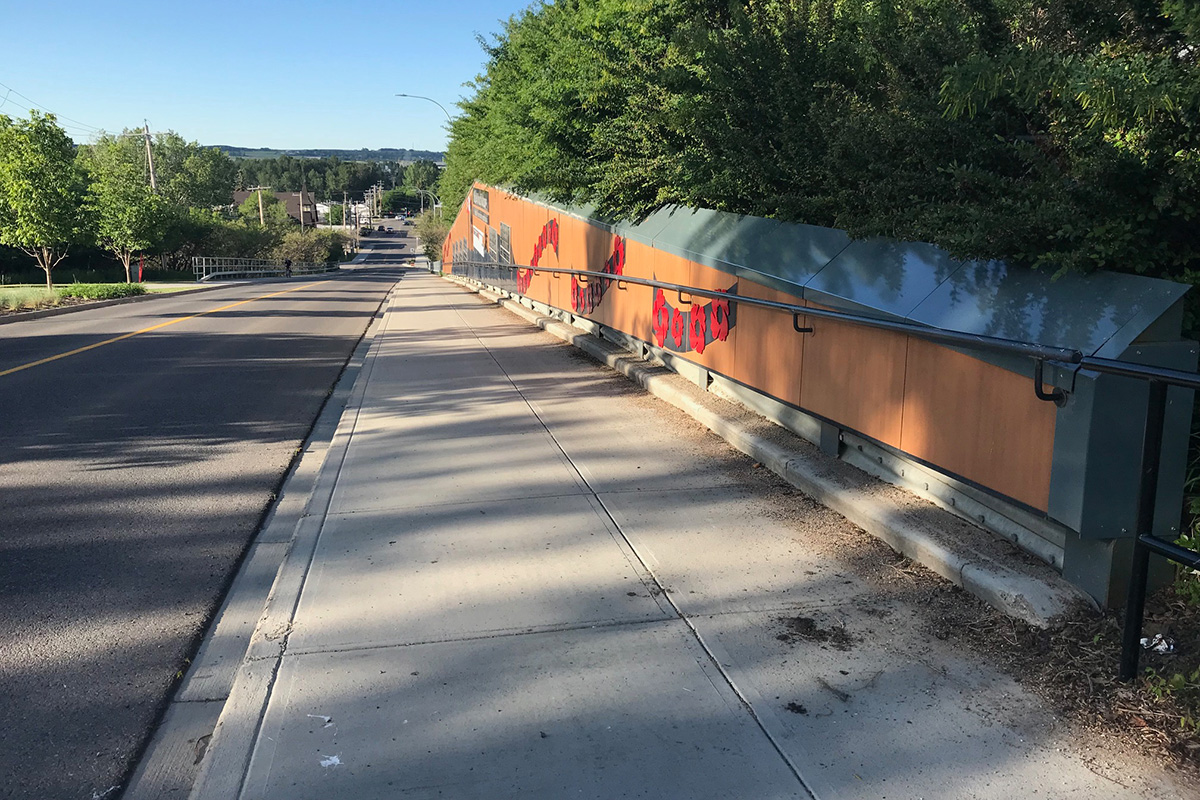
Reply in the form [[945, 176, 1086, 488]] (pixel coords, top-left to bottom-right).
[[403, 160, 440, 192], [80, 133, 165, 283], [412, 209, 451, 262], [938, 0, 1200, 277], [272, 228, 346, 264], [0, 111, 91, 288], [152, 132, 238, 209], [382, 188, 418, 214], [327, 203, 344, 225], [186, 209, 278, 260], [238, 189, 292, 228]]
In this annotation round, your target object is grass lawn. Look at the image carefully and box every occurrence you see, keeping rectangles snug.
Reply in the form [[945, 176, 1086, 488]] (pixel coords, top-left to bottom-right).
[[144, 284, 201, 294]]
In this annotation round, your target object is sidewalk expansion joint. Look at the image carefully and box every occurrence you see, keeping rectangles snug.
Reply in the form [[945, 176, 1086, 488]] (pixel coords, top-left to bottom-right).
[[176, 697, 230, 705], [281, 616, 681, 658], [321, 489, 594, 517]]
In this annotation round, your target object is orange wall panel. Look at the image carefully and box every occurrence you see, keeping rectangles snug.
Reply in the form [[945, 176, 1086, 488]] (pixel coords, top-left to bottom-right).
[[603, 239, 656, 343], [800, 306, 908, 448], [901, 339, 1055, 510], [729, 282, 805, 405]]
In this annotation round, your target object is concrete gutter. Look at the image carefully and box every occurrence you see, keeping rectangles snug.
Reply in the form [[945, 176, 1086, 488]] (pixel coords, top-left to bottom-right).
[[449, 277, 1093, 628]]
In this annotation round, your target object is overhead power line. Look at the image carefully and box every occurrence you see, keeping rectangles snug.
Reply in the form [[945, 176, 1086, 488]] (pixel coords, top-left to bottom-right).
[[0, 79, 101, 133]]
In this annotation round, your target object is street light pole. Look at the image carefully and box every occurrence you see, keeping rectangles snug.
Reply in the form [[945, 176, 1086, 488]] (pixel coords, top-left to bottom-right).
[[394, 93, 453, 123], [416, 189, 442, 218]]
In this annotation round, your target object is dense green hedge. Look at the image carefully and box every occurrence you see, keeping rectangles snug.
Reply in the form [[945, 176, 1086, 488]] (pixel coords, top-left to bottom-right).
[[56, 284, 147, 300], [443, 0, 1200, 331]]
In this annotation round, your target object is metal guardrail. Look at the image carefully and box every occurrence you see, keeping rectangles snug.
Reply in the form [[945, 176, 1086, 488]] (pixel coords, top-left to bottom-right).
[[452, 259, 1200, 679], [191, 257, 341, 282]]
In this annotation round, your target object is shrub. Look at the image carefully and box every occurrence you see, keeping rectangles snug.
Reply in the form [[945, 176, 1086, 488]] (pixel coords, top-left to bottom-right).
[[0, 287, 57, 311], [271, 229, 346, 264], [56, 283, 147, 300], [412, 211, 450, 262]]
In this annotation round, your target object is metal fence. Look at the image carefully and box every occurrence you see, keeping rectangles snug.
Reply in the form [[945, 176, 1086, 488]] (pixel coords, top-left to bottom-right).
[[192, 257, 342, 282], [451, 259, 1200, 680]]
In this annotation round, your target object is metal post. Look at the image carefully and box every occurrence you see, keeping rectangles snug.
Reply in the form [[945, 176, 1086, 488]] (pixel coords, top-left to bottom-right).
[[1120, 379, 1169, 680]]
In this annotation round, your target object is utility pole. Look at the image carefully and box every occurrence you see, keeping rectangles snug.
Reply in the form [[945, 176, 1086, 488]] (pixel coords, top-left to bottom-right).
[[248, 185, 271, 225], [299, 173, 308, 233], [143, 121, 158, 193], [343, 190, 348, 230]]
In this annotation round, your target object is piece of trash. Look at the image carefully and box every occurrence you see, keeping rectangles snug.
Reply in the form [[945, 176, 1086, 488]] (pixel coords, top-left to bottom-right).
[[193, 734, 212, 765], [307, 714, 335, 728], [319, 754, 342, 768], [92, 787, 119, 800], [1140, 634, 1176, 654]]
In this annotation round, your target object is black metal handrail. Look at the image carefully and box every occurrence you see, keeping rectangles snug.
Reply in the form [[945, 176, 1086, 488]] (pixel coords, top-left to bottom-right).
[[534, 264, 1086, 362], [450, 259, 1200, 678]]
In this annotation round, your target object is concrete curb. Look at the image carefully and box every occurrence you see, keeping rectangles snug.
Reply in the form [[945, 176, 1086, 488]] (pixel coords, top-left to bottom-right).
[[185, 284, 401, 800], [0, 285, 232, 326], [452, 277, 1091, 629]]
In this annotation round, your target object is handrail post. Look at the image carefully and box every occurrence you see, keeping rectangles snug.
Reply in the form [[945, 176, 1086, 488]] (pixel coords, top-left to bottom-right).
[[1119, 379, 1169, 680]]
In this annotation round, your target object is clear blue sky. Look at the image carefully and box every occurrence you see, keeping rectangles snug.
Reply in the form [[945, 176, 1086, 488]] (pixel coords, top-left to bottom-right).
[[0, 0, 534, 152]]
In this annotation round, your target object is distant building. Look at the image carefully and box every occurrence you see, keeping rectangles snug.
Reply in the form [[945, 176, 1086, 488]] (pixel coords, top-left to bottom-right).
[[232, 190, 318, 227], [396, 159, 447, 169]]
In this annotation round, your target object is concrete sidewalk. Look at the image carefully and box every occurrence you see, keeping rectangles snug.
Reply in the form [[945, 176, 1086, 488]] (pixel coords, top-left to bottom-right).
[[187, 271, 1188, 799]]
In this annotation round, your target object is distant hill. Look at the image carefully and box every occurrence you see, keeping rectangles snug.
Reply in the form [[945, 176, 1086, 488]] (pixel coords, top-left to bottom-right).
[[213, 146, 444, 162]]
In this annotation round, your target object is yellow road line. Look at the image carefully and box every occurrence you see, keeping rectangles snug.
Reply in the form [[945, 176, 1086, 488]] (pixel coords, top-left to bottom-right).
[[0, 281, 327, 379]]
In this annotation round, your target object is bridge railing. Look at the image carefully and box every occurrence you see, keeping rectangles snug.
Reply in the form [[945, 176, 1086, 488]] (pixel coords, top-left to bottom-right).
[[449, 259, 1200, 681], [191, 257, 341, 282]]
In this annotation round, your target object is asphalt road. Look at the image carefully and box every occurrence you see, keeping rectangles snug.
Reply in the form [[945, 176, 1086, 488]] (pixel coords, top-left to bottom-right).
[[358, 218, 418, 263], [0, 251, 403, 799]]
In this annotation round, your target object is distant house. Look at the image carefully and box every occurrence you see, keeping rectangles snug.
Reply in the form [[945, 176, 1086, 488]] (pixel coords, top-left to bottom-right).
[[232, 190, 319, 227]]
